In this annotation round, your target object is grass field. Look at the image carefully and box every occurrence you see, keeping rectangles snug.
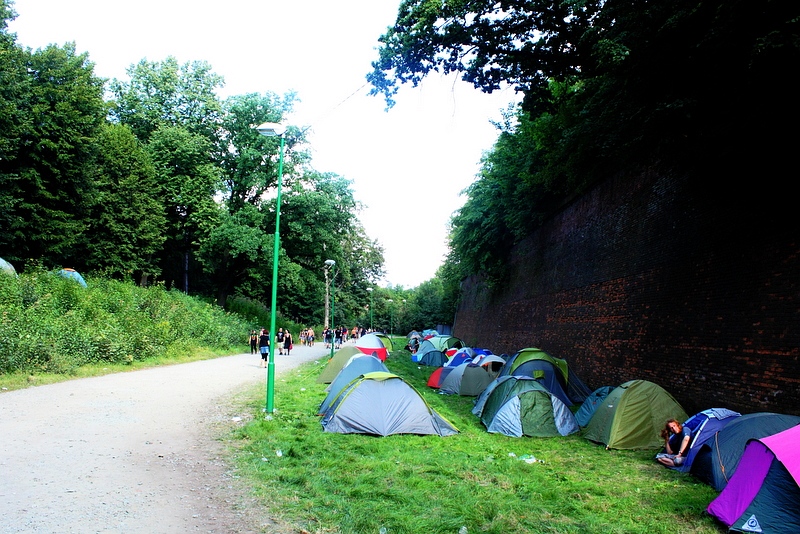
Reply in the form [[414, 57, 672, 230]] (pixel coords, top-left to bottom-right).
[[230, 344, 725, 534]]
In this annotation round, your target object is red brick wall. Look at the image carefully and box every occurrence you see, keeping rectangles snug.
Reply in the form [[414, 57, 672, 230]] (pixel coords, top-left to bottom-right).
[[453, 170, 799, 416]]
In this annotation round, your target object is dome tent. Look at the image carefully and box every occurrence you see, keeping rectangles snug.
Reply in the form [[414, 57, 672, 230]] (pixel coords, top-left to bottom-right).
[[320, 372, 459, 437], [583, 379, 688, 450], [316, 345, 363, 383], [690, 412, 800, 491], [707, 424, 800, 534], [474, 376, 579, 438]]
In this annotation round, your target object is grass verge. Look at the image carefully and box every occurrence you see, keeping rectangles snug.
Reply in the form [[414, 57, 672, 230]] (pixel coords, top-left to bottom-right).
[[229, 350, 725, 534]]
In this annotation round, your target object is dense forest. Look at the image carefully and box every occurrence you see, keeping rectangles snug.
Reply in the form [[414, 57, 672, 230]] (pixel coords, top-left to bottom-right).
[[0, 1, 462, 333], [369, 0, 798, 289]]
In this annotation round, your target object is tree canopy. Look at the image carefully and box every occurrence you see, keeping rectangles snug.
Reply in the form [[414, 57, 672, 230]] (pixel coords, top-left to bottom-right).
[[0, 1, 394, 331], [371, 0, 800, 288]]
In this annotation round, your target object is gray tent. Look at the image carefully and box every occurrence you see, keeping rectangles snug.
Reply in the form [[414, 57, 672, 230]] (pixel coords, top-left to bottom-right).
[[438, 363, 493, 396], [318, 355, 389, 415], [320, 372, 459, 437]]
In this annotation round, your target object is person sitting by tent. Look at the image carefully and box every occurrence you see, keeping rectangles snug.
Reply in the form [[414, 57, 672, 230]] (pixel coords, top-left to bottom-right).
[[405, 337, 420, 354], [656, 418, 692, 467]]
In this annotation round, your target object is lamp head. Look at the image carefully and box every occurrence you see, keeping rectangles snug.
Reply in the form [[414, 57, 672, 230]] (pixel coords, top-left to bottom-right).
[[324, 259, 336, 267], [366, 287, 373, 292], [255, 122, 287, 137]]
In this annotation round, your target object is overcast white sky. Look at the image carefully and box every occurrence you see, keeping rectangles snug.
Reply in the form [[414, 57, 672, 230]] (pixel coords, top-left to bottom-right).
[[9, 0, 520, 288]]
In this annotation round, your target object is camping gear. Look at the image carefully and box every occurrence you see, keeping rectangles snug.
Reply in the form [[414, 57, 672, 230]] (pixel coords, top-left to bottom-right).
[[427, 366, 454, 389], [316, 345, 362, 383], [355, 333, 389, 361], [690, 412, 800, 491], [373, 332, 393, 351], [413, 339, 448, 366], [575, 385, 615, 427], [57, 268, 87, 287], [473, 354, 505, 379], [0, 257, 16, 276], [426, 335, 463, 352], [582, 379, 688, 450], [446, 347, 477, 367], [707, 424, 800, 534], [318, 355, 389, 415], [474, 376, 579, 438], [438, 363, 494, 396], [499, 347, 572, 406], [673, 408, 741, 473], [320, 372, 459, 437]]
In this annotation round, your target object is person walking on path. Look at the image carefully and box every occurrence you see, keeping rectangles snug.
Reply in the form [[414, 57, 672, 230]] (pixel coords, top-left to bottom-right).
[[276, 328, 286, 355], [284, 331, 293, 355], [249, 330, 258, 355], [258, 329, 270, 368]]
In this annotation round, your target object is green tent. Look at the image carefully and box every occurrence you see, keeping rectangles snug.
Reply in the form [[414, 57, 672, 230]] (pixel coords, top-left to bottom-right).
[[583, 379, 688, 450], [427, 335, 463, 352], [373, 332, 393, 351], [316, 345, 362, 383], [476, 376, 579, 438]]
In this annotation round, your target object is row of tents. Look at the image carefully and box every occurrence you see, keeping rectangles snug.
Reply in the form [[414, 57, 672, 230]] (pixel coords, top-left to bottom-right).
[[314, 334, 459, 437], [315, 333, 800, 532], [417, 338, 800, 533]]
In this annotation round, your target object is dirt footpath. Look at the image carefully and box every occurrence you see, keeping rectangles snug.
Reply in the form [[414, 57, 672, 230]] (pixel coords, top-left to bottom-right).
[[0, 344, 331, 533]]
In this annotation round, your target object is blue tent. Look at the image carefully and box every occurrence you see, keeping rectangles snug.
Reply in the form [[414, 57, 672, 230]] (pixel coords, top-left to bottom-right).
[[1, 257, 17, 276], [575, 385, 615, 427], [690, 412, 800, 491], [57, 268, 87, 287], [673, 408, 741, 473]]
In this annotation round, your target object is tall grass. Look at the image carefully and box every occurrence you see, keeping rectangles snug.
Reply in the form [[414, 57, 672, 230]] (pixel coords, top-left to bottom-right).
[[0, 268, 251, 385], [230, 348, 724, 534]]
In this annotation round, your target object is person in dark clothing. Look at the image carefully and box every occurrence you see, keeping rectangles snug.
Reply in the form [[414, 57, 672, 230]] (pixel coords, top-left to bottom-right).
[[656, 419, 692, 467], [249, 330, 259, 355], [284, 331, 293, 355], [258, 329, 270, 368], [276, 328, 286, 355]]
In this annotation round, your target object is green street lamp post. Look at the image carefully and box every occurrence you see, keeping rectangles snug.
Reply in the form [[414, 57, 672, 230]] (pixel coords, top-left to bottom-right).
[[366, 287, 373, 331], [255, 122, 286, 414], [325, 259, 336, 360]]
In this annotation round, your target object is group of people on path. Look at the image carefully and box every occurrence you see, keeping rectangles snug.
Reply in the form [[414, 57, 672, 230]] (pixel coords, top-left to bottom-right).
[[249, 327, 294, 368]]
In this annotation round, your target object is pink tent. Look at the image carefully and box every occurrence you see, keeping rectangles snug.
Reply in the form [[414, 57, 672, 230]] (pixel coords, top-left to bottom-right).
[[707, 423, 800, 533]]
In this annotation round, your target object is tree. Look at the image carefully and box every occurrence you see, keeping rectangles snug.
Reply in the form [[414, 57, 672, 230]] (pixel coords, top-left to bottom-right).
[[216, 92, 300, 213], [370, 0, 800, 174], [0, 1, 30, 251], [146, 125, 219, 292], [83, 123, 166, 282], [108, 57, 223, 144], [3, 41, 106, 268]]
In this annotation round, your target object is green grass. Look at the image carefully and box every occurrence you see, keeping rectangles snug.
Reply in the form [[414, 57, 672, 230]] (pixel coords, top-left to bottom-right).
[[229, 351, 725, 534]]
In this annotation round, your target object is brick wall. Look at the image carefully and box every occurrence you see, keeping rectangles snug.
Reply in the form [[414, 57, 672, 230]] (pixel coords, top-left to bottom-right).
[[454, 170, 799, 416]]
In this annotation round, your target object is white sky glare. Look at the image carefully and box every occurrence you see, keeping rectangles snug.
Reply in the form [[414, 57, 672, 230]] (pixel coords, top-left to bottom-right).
[[9, 0, 520, 288]]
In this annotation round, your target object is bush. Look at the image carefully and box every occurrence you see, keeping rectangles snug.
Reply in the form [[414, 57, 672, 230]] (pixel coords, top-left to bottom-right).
[[0, 268, 251, 375]]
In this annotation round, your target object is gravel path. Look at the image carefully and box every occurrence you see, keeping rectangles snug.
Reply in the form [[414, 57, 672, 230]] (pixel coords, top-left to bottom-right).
[[0, 344, 331, 533]]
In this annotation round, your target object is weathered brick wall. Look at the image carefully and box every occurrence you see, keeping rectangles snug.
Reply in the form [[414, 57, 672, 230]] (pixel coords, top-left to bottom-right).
[[454, 170, 799, 416]]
